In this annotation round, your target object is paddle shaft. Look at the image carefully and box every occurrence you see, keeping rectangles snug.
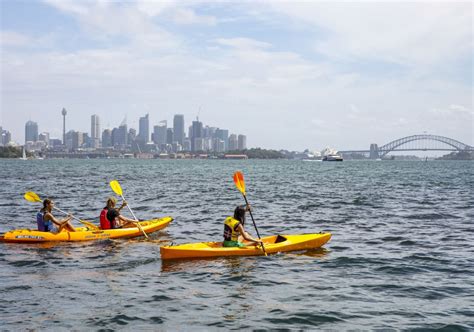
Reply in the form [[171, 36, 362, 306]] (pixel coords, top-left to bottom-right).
[[242, 194, 267, 255], [119, 194, 149, 239]]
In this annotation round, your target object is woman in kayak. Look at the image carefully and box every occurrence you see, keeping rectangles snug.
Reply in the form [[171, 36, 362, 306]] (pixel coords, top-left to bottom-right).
[[100, 197, 136, 229], [37, 199, 76, 232], [223, 205, 263, 247]]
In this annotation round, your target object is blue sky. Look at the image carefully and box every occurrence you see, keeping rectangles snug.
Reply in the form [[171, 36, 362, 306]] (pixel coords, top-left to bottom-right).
[[1, 0, 472, 150]]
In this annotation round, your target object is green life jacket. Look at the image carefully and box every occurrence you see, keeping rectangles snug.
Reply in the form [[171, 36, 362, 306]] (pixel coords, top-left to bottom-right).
[[224, 217, 241, 241]]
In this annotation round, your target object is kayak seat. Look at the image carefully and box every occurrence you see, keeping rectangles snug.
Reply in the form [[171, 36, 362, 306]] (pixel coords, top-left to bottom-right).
[[275, 235, 287, 243]]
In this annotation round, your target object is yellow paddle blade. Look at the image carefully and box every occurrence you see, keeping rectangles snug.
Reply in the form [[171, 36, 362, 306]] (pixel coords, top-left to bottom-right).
[[80, 220, 100, 230], [24, 191, 42, 203], [233, 171, 246, 195], [110, 180, 123, 196]]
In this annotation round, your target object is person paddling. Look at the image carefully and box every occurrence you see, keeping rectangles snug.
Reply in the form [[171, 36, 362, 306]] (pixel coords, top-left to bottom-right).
[[100, 197, 135, 229], [37, 199, 76, 232], [223, 205, 263, 247]]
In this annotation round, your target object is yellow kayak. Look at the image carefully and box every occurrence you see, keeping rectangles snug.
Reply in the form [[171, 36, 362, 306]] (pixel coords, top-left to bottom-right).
[[0, 217, 173, 243], [160, 233, 331, 260]]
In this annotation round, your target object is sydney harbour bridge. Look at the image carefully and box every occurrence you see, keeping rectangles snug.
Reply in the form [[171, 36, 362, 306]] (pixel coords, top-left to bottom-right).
[[339, 134, 474, 159]]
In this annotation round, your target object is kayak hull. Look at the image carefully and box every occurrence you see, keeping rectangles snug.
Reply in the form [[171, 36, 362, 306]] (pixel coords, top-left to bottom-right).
[[0, 217, 173, 243], [160, 233, 331, 260]]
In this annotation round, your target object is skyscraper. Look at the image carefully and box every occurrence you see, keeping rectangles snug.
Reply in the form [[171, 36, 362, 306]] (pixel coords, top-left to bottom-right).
[[228, 134, 238, 151], [102, 129, 112, 148], [166, 128, 174, 144], [25, 121, 38, 143], [191, 119, 203, 151], [138, 114, 150, 143], [91, 115, 100, 148], [216, 129, 229, 151], [153, 121, 167, 145], [173, 114, 185, 145], [238, 135, 247, 150]]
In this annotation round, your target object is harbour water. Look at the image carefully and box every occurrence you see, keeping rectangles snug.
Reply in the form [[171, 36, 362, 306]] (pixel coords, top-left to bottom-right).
[[0, 159, 473, 330]]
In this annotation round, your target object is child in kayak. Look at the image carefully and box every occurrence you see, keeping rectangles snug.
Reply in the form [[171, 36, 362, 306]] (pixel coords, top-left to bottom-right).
[[100, 197, 136, 229], [223, 205, 263, 247], [37, 199, 76, 232]]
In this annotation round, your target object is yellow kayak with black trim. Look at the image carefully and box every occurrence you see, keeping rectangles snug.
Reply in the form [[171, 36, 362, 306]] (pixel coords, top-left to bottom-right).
[[160, 233, 331, 260], [0, 217, 173, 243]]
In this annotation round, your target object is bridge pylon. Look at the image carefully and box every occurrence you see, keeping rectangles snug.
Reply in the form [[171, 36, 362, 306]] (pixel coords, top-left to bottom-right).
[[369, 143, 379, 159]]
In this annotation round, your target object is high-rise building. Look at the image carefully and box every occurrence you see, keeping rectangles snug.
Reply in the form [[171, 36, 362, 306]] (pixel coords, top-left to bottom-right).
[[166, 128, 174, 144], [212, 138, 225, 152], [71, 131, 84, 150], [25, 121, 38, 143], [228, 134, 238, 151], [0, 127, 11, 146], [91, 115, 100, 148], [102, 129, 112, 148], [238, 135, 247, 150], [191, 119, 203, 151], [138, 114, 150, 143], [39, 132, 50, 146], [153, 121, 167, 145], [216, 129, 229, 151], [173, 114, 185, 145], [112, 124, 128, 148]]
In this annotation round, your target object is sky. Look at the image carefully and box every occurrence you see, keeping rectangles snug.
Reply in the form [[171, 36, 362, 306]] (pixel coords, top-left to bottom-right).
[[1, 0, 473, 151]]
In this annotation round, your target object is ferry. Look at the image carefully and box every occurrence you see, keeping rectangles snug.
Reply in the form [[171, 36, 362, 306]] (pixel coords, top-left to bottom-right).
[[322, 154, 343, 162]]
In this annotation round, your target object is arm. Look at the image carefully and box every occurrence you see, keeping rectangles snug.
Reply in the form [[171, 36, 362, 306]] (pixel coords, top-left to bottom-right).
[[44, 212, 72, 227], [236, 224, 261, 244]]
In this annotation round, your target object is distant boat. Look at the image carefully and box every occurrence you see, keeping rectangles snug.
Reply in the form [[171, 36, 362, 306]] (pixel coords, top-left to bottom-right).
[[19, 147, 27, 160], [322, 154, 343, 162]]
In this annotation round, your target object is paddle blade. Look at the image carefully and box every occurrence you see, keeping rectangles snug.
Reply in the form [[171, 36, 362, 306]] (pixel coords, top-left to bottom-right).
[[233, 171, 246, 195], [24, 191, 41, 203], [110, 180, 123, 196]]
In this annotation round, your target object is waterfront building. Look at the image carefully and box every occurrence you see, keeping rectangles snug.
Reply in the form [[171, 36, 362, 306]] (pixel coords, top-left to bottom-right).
[[1, 127, 12, 146], [183, 139, 191, 151], [166, 128, 174, 144], [138, 114, 149, 143], [194, 137, 204, 152], [112, 124, 128, 149], [212, 138, 225, 152], [228, 134, 238, 151], [215, 129, 229, 151], [25, 121, 38, 143], [238, 135, 247, 150], [173, 114, 185, 145], [91, 115, 100, 148], [153, 121, 167, 145], [39, 132, 50, 146], [49, 138, 62, 148], [71, 131, 84, 150], [191, 119, 203, 151], [102, 129, 112, 148]]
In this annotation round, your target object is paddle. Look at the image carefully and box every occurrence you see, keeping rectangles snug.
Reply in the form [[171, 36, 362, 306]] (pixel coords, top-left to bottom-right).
[[233, 171, 267, 256], [109, 180, 149, 240], [24, 191, 99, 230]]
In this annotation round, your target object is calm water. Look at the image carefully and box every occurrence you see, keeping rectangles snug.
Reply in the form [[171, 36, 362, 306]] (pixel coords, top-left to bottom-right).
[[0, 159, 473, 330]]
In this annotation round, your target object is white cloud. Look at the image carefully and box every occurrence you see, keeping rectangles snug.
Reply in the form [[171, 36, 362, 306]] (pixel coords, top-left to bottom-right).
[[172, 8, 217, 25], [267, 2, 473, 66], [0, 31, 32, 47]]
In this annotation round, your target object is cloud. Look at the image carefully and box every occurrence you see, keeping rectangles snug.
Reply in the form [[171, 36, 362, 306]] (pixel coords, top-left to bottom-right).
[[266, 2, 473, 66], [0, 31, 32, 47], [172, 8, 217, 25]]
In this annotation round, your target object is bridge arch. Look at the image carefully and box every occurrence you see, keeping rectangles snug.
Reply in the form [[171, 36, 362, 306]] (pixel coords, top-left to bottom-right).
[[378, 134, 472, 157]]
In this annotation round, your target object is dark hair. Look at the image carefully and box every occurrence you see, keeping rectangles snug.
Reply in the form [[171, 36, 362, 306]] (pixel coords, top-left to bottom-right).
[[42, 198, 51, 211], [233, 206, 246, 224]]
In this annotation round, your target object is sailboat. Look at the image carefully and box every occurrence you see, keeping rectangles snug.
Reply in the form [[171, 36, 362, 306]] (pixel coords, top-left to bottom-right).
[[20, 146, 27, 160]]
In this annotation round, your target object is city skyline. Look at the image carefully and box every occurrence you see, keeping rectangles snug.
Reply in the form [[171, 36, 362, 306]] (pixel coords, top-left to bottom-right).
[[1, 2, 472, 150]]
